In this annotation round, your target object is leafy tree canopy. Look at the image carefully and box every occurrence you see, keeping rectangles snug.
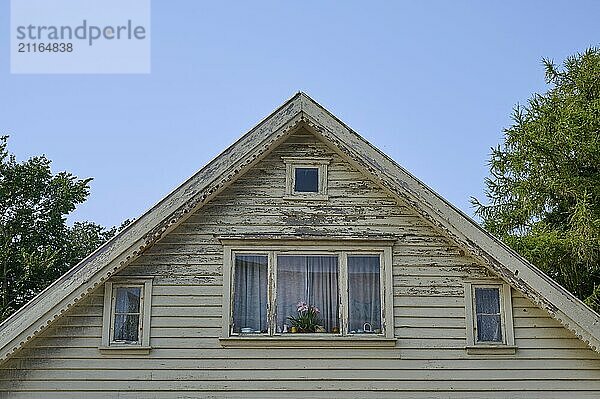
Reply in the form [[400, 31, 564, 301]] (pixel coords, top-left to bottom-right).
[[472, 47, 600, 312], [0, 136, 126, 320]]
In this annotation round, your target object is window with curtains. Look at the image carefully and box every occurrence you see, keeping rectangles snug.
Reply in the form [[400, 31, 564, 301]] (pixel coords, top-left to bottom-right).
[[232, 255, 269, 334], [474, 287, 502, 342], [226, 247, 392, 338], [464, 281, 515, 353], [101, 278, 153, 349]]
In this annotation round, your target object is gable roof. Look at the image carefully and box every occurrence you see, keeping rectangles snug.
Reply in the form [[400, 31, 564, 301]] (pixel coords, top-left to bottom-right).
[[1, 93, 599, 362]]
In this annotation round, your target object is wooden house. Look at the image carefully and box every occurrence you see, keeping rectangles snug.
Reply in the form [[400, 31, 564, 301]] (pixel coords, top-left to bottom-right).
[[1, 93, 599, 398]]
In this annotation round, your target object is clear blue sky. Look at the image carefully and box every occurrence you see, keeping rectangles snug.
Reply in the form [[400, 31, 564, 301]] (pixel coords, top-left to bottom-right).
[[1, 1, 598, 228]]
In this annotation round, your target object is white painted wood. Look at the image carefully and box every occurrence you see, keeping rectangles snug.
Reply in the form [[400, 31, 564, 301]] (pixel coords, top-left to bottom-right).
[[221, 246, 232, 338], [383, 247, 394, 339]]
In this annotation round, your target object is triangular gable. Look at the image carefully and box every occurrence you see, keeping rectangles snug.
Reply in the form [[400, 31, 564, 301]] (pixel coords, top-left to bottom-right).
[[0, 92, 598, 363]]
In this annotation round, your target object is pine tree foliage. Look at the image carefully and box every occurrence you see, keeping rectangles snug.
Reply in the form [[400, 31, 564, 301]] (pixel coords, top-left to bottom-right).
[[472, 48, 600, 312]]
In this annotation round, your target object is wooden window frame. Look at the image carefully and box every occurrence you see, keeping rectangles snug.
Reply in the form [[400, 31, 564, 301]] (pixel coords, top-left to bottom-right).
[[100, 277, 153, 352], [221, 241, 396, 347], [464, 281, 516, 354], [282, 157, 330, 200]]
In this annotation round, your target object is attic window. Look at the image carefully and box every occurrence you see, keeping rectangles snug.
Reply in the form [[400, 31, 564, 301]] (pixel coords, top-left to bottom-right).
[[113, 287, 142, 342], [475, 287, 502, 342], [101, 278, 153, 351], [464, 281, 516, 354], [283, 157, 330, 200], [294, 167, 319, 192]]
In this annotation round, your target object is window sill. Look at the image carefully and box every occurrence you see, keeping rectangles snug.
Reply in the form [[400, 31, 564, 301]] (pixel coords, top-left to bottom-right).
[[220, 335, 397, 348], [465, 345, 517, 355], [98, 345, 152, 354], [283, 194, 329, 201]]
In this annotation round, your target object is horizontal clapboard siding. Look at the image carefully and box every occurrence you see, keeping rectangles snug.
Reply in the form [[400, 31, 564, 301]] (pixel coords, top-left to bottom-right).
[[1, 129, 599, 398]]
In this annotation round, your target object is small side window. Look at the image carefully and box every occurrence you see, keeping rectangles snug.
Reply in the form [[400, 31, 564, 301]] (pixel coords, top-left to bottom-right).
[[474, 287, 502, 343], [464, 282, 515, 354], [283, 157, 330, 200], [112, 286, 142, 343], [101, 278, 153, 350]]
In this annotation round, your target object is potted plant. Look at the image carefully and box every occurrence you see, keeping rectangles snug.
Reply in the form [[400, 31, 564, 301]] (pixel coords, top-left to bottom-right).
[[287, 301, 322, 333]]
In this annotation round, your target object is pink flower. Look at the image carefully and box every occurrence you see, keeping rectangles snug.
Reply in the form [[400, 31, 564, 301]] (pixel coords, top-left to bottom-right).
[[297, 301, 308, 312], [312, 306, 320, 314]]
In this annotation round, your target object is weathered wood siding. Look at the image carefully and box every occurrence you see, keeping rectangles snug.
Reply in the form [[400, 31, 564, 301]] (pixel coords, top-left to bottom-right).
[[1, 129, 599, 398]]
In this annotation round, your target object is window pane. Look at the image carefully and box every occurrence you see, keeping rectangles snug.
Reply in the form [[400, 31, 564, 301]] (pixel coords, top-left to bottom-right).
[[232, 255, 268, 334], [277, 255, 338, 333], [477, 314, 503, 342], [113, 314, 140, 342], [474, 287, 502, 343], [294, 167, 319, 192], [475, 288, 500, 314], [114, 287, 141, 314], [348, 255, 381, 333]]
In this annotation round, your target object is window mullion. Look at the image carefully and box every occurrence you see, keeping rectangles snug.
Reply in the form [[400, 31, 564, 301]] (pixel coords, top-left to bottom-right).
[[268, 251, 277, 336], [339, 252, 349, 336]]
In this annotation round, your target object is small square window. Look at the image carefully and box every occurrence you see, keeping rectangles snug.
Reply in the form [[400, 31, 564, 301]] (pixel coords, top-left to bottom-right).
[[283, 157, 330, 200], [101, 278, 153, 350], [294, 167, 319, 192]]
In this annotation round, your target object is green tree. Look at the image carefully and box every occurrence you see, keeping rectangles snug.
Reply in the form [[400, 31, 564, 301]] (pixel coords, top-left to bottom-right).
[[0, 136, 121, 320], [472, 47, 600, 312]]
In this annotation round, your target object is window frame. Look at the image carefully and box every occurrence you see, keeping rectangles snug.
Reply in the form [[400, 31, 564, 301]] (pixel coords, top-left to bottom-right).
[[283, 157, 330, 200], [222, 242, 394, 340], [101, 277, 153, 351], [464, 281, 515, 354]]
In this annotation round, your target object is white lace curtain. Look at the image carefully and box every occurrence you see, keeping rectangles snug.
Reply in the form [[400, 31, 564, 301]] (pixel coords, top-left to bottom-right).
[[347, 255, 381, 333], [232, 255, 268, 333], [475, 287, 502, 342], [276, 255, 339, 332], [232, 253, 382, 334], [113, 287, 141, 342]]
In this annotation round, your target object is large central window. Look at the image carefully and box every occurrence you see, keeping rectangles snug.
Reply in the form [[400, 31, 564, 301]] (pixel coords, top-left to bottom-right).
[[276, 255, 340, 333], [224, 244, 393, 338]]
